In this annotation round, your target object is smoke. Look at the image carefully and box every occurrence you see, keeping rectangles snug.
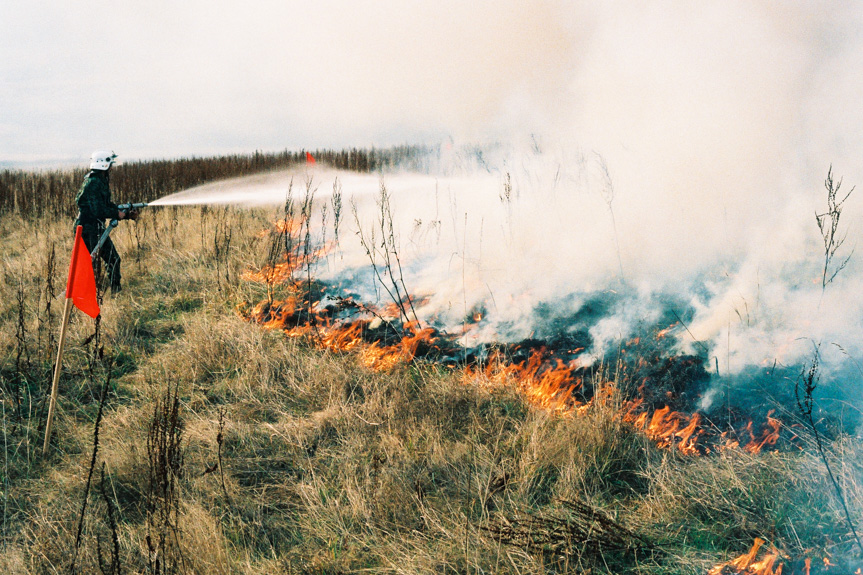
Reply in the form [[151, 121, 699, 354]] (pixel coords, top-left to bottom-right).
[[112, 2, 863, 413], [325, 1, 863, 410]]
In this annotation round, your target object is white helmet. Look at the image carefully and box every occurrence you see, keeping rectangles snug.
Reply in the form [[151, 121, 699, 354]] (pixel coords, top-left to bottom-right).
[[89, 150, 117, 171]]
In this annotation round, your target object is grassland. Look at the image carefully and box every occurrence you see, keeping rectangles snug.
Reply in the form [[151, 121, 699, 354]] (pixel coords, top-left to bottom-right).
[[1, 153, 862, 574]]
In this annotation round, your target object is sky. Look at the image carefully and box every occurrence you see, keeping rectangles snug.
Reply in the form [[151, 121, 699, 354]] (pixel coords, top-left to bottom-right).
[[1, 1, 862, 170], [1, 0, 574, 163]]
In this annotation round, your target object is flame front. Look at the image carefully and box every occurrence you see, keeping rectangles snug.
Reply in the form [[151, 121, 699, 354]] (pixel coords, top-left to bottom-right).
[[240, 219, 794, 459]]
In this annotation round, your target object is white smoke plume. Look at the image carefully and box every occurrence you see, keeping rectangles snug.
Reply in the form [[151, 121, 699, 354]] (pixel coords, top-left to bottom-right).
[[146, 2, 863, 411]]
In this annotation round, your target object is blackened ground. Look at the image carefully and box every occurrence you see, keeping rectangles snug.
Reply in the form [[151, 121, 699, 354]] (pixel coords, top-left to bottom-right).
[[244, 279, 853, 453]]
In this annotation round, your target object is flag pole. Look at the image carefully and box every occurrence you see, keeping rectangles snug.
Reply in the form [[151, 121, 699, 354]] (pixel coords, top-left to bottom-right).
[[43, 297, 73, 456], [43, 225, 100, 456]]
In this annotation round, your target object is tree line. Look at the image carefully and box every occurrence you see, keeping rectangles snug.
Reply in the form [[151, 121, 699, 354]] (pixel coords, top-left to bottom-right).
[[0, 145, 433, 219]]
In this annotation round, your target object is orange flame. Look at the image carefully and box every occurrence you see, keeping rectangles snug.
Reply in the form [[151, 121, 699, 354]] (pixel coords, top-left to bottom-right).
[[464, 351, 588, 414], [241, 242, 336, 285], [246, 298, 301, 331], [655, 323, 678, 339], [622, 401, 704, 455], [247, 306, 440, 371], [743, 411, 782, 454], [352, 323, 437, 370], [242, 219, 336, 284], [246, 290, 789, 457], [708, 538, 785, 575]]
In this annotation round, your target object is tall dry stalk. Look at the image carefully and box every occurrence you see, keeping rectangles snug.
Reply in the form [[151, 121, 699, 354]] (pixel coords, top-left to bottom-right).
[[1, 393, 8, 545], [351, 181, 420, 328], [70, 357, 114, 574], [300, 178, 318, 336], [816, 165, 854, 292], [146, 380, 185, 575], [263, 181, 295, 304], [795, 347, 863, 556], [331, 176, 343, 246], [14, 277, 30, 392], [213, 207, 232, 292], [596, 154, 625, 284], [37, 240, 57, 356], [98, 462, 122, 575]]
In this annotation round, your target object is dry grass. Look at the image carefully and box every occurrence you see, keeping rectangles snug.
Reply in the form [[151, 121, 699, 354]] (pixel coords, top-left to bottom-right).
[[1, 169, 862, 574]]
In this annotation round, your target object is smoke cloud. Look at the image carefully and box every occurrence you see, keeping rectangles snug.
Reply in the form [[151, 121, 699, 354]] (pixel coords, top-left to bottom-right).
[[315, 1, 863, 410]]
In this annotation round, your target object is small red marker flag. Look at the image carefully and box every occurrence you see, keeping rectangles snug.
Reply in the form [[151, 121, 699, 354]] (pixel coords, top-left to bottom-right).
[[45, 225, 100, 454], [306, 151, 316, 164], [66, 225, 100, 318]]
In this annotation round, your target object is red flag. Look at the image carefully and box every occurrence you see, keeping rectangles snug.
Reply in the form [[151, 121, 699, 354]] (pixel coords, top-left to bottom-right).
[[66, 226, 100, 318], [306, 151, 316, 164]]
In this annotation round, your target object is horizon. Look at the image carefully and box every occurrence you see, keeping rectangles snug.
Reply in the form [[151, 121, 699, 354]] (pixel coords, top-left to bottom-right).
[[0, 143, 423, 171]]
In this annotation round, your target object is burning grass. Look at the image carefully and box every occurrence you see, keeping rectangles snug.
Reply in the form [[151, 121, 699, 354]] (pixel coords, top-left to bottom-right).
[[238, 216, 807, 463], [1, 171, 862, 573], [706, 536, 863, 575]]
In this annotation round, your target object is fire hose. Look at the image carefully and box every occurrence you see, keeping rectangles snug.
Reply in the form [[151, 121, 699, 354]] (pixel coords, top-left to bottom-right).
[[90, 202, 148, 261]]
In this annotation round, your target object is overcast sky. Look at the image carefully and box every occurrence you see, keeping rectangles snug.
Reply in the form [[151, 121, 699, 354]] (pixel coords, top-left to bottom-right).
[[2, 1, 862, 172]]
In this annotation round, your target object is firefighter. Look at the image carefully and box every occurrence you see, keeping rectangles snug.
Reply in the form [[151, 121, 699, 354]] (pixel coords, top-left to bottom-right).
[[74, 150, 137, 293]]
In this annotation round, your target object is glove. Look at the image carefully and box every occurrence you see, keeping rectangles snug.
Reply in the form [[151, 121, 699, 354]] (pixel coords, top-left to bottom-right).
[[127, 209, 139, 221]]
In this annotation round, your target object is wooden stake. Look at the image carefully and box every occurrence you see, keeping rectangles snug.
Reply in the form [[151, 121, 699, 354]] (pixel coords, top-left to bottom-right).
[[43, 297, 73, 457]]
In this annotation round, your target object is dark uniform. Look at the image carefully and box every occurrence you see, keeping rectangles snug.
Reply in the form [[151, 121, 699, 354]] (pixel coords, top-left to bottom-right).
[[75, 169, 122, 291]]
